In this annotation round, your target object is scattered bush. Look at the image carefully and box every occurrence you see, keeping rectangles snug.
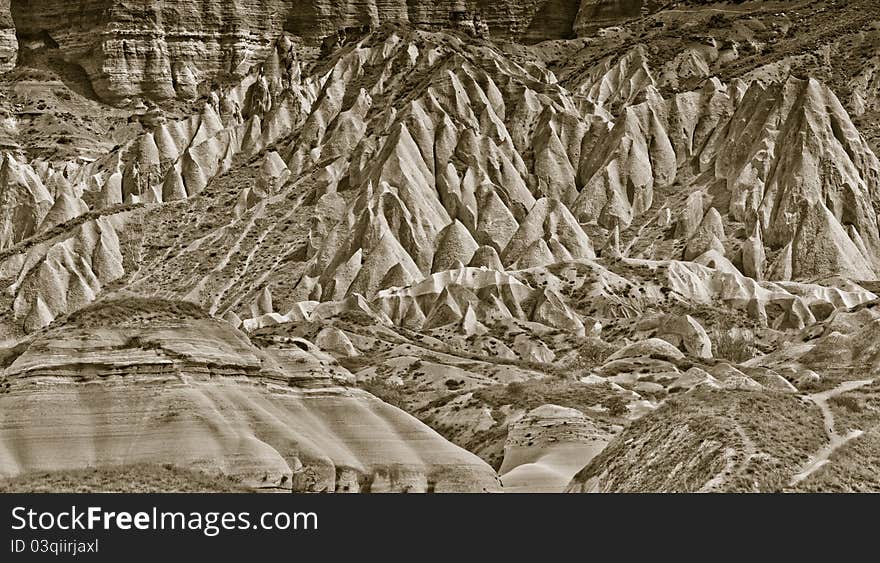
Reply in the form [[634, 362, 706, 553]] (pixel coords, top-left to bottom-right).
[[360, 379, 408, 410], [506, 381, 525, 396], [0, 464, 249, 493], [830, 395, 863, 413], [710, 327, 757, 363], [603, 396, 629, 417], [474, 378, 618, 419]]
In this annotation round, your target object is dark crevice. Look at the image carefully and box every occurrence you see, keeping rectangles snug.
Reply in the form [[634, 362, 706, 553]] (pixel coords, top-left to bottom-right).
[[9, 0, 103, 102]]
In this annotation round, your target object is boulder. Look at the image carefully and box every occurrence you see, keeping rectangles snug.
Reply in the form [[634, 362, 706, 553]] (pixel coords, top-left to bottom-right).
[[657, 315, 713, 359], [606, 338, 686, 362]]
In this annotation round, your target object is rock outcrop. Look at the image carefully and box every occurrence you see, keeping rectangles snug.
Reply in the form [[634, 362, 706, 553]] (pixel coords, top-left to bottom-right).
[[0, 299, 501, 492], [0, 0, 16, 72], [1, 24, 877, 337], [3, 1, 880, 493], [7, 0, 640, 103], [11, 0, 291, 103], [574, 0, 642, 36], [499, 405, 613, 493]]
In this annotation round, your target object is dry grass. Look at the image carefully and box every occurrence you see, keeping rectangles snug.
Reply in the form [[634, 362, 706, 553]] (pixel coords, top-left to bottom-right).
[[792, 430, 880, 492], [710, 327, 757, 363], [792, 381, 880, 491], [472, 377, 619, 415], [572, 389, 826, 492], [0, 464, 251, 493], [61, 298, 209, 328], [359, 379, 409, 410]]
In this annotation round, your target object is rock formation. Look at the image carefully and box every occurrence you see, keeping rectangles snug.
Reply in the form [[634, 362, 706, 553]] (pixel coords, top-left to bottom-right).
[[499, 405, 613, 492], [0, 299, 500, 492], [574, 0, 642, 36], [2, 1, 880, 492], [0, 0, 15, 72]]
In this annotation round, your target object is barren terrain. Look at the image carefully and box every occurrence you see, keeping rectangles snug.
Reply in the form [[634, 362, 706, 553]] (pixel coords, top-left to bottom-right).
[[1, 0, 880, 492]]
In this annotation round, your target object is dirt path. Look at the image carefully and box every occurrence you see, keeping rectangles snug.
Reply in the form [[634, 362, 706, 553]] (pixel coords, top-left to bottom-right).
[[788, 379, 873, 487], [661, 8, 746, 16], [658, 0, 816, 17], [699, 416, 758, 492]]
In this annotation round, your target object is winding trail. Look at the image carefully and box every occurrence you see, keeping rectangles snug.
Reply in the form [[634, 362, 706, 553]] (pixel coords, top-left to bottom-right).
[[699, 414, 758, 492], [788, 379, 874, 487]]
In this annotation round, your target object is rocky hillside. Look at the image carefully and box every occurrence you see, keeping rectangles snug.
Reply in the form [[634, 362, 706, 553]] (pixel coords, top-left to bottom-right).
[[1, 0, 880, 492], [4, 0, 651, 104]]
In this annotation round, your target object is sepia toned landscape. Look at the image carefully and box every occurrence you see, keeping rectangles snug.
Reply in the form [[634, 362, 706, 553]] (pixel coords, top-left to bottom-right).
[[1, 0, 880, 493]]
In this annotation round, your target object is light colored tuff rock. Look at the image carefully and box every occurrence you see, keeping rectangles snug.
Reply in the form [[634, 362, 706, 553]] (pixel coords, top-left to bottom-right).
[[606, 338, 685, 362], [742, 367, 797, 393], [499, 404, 614, 493], [0, 299, 501, 492], [314, 326, 359, 357], [668, 367, 721, 393], [657, 315, 713, 359], [708, 363, 763, 392], [740, 223, 766, 280], [0, 23, 877, 338], [684, 208, 726, 261], [0, 0, 16, 72]]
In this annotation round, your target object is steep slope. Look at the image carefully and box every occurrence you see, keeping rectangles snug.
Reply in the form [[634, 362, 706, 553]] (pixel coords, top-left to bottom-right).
[[566, 389, 827, 493], [7, 0, 654, 104], [0, 0, 15, 72], [2, 21, 874, 340]]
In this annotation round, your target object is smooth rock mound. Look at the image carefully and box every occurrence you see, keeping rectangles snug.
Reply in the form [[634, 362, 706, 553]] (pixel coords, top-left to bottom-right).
[[499, 405, 613, 493], [606, 338, 686, 362], [0, 299, 501, 492]]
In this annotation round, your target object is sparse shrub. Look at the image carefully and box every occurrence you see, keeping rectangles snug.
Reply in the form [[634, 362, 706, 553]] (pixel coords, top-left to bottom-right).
[[506, 381, 525, 396], [473, 378, 617, 419], [603, 396, 628, 417], [360, 379, 408, 410], [0, 464, 248, 493], [829, 395, 862, 413], [571, 337, 615, 369], [710, 327, 757, 363], [707, 14, 728, 27]]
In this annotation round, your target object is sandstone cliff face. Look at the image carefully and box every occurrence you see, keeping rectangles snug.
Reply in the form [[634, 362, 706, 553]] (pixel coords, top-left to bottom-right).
[[11, 0, 291, 102], [287, 0, 644, 43], [285, 0, 592, 43], [574, 0, 642, 36], [475, 0, 578, 43], [0, 0, 16, 72], [5, 1, 649, 102]]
